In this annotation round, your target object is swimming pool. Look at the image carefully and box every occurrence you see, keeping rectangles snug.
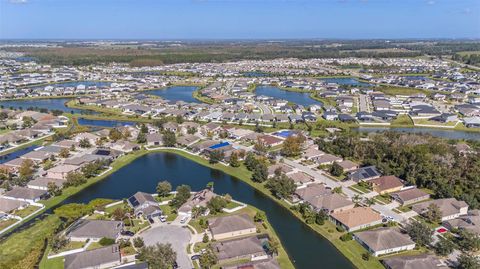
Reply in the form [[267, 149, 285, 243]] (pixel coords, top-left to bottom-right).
[[274, 130, 296, 138], [209, 142, 230, 150]]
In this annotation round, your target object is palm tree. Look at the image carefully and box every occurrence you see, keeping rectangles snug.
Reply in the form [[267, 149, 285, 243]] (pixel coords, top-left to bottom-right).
[[352, 194, 362, 205]]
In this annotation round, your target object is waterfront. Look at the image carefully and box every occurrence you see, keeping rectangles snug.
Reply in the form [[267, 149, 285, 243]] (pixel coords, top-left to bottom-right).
[[60, 152, 354, 269], [147, 86, 200, 103], [355, 126, 480, 141], [256, 86, 322, 107], [77, 118, 136, 128], [0, 98, 88, 114], [320, 77, 372, 86]]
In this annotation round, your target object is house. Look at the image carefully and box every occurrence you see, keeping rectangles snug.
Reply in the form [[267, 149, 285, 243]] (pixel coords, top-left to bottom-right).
[[73, 132, 100, 145], [66, 219, 123, 241], [3, 187, 48, 203], [330, 207, 382, 232], [212, 236, 268, 263], [412, 198, 469, 221], [390, 188, 430, 206], [354, 227, 415, 257], [444, 210, 480, 235], [163, 122, 179, 133], [20, 150, 53, 163], [208, 214, 256, 240], [127, 192, 163, 219], [382, 254, 449, 269], [27, 177, 65, 191], [46, 164, 81, 180], [178, 189, 216, 216], [368, 176, 404, 194], [267, 163, 293, 178], [294, 183, 331, 202], [313, 153, 342, 166], [287, 172, 314, 185], [307, 193, 355, 214], [347, 166, 381, 182], [110, 140, 140, 153], [0, 197, 28, 213], [302, 146, 325, 160], [336, 160, 359, 172], [146, 133, 163, 146], [64, 244, 121, 269], [177, 134, 201, 147], [257, 135, 283, 147]]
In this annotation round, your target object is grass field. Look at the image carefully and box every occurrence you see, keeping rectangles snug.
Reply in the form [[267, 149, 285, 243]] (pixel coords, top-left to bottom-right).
[[14, 205, 41, 218]]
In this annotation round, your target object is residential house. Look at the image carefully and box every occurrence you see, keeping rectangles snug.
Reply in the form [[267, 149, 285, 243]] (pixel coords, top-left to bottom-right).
[[354, 227, 415, 257], [146, 133, 163, 146], [330, 207, 382, 232], [0, 197, 28, 214], [390, 188, 430, 206], [46, 164, 81, 180], [368, 176, 404, 194], [67, 219, 123, 241], [347, 166, 382, 182], [412, 198, 468, 221], [178, 189, 216, 216], [307, 193, 355, 214], [127, 192, 163, 219], [212, 236, 268, 263], [444, 210, 480, 235], [208, 214, 256, 240], [3, 187, 48, 203], [64, 244, 121, 269], [382, 254, 448, 269], [336, 160, 359, 172]]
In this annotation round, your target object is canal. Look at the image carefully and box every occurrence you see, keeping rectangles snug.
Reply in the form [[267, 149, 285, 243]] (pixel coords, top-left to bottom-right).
[[60, 152, 354, 269], [255, 86, 322, 107]]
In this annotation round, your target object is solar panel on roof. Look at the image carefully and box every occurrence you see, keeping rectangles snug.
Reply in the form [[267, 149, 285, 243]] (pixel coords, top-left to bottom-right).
[[128, 196, 139, 207], [364, 168, 376, 177]]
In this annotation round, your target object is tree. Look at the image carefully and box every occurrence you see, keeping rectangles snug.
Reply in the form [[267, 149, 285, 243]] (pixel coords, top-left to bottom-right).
[[208, 150, 224, 164], [64, 172, 87, 187], [59, 148, 70, 158], [133, 237, 145, 248], [137, 243, 177, 269], [434, 237, 455, 256], [458, 253, 480, 269], [244, 152, 259, 171], [251, 163, 268, 183], [332, 187, 343, 194], [170, 185, 191, 209], [266, 174, 296, 199], [207, 196, 227, 214], [81, 160, 106, 178], [405, 221, 433, 246], [192, 206, 207, 219], [199, 247, 217, 269], [254, 211, 266, 222], [229, 152, 240, 167], [187, 126, 197, 135], [457, 229, 480, 252], [267, 238, 280, 256], [109, 128, 123, 141], [202, 233, 209, 243], [79, 138, 91, 148], [424, 203, 442, 223], [316, 210, 328, 225], [352, 194, 362, 205], [156, 181, 172, 197], [140, 124, 148, 134], [50, 235, 69, 252], [19, 159, 35, 180], [136, 132, 146, 144], [253, 138, 268, 154], [47, 182, 62, 196], [330, 162, 344, 177], [112, 207, 126, 221], [281, 134, 306, 157], [176, 115, 184, 124], [162, 130, 176, 147]]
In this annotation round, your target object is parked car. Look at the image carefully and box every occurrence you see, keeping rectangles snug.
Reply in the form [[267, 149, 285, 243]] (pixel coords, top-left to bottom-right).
[[148, 217, 154, 224], [121, 230, 135, 236], [191, 255, 200, 260], [180, 216, 188, 224]]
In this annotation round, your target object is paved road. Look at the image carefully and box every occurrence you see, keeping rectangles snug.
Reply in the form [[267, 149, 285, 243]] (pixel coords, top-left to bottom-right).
[[359, 94, 370, 112], [139, 224, 193, 269]]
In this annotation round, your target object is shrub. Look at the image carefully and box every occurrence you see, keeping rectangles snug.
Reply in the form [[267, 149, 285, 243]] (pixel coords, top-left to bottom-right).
[[133, 237, 145, 248], [99, 237, 115, 246], [340, 233, 353, 241], [362, 252, 371, 261]]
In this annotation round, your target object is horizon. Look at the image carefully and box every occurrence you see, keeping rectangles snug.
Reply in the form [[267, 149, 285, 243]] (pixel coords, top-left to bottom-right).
[[1, 0, 479, 40]]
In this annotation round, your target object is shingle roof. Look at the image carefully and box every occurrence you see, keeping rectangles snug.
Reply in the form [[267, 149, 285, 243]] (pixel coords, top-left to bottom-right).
[[354, 227, 415, 252], [331, 207, 382, 229], [209, 214, 256, 235], [382, 254, 448, 269], [64, 244, 120, 269]]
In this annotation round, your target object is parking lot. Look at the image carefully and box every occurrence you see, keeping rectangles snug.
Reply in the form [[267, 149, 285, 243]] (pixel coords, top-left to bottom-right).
[[139, 224, 193, 269]]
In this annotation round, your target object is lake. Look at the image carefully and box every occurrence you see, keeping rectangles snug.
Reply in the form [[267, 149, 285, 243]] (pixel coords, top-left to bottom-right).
[[0, 98, 88, 114], [59, 152, 354, 269], [256, 86, 322, 107], [146, 86, 200, 103], [77, 118, 136, 128], [354, 126, 480, 141], [320, 78, 372, 87], [0, 145, 39, 164]]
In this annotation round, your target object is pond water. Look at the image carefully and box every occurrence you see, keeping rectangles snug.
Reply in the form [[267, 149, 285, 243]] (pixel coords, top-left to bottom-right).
[[0, 98, 88, 114], [146, 86, 200, 104], [0, 145, 39, 164], [354, 126, 480, 141], [320, 78, 372, 87], [255, 86, 322, 107], [77, 118, 136, 128], [60, 152, 354, 269]]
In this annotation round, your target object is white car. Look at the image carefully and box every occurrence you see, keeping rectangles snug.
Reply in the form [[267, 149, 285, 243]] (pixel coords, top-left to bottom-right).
[[180, 216, 188, 224], [160, 215, 167, 222]]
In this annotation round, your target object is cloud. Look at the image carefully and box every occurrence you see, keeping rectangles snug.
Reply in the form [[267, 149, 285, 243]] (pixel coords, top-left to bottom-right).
[[8, 0, 28, 4]]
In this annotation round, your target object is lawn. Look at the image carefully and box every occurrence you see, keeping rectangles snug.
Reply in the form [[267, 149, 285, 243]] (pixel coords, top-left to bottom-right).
[[349, 183, 371, 194], [86, 241, 103, 250], [391, 114, 413, 126], [225, 200, 243, 210], [159, 204, 178, 221], [0, 218, 18, 231], [0, 215, 62, 269], [39, 248, 64, 269], [414, 119, 458, 127], [14, 205, 42, 218], [374, 195, 392, 205], [49, 241, 85, 254], [377, 85, 430, 96], [155, 193, 175, 202], [125, 219, 150, 233]]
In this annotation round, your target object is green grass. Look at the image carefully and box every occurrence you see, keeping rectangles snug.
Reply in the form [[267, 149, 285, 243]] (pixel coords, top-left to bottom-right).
[[159, 204, 178, 221], [377, 85, 430, 96], [155, 193, 175, 202], [225, 200, 242, 209], [39, 248, 64, 269], [86, 241, 103, 250], [414, 119, 458, 127], [391, 115, 414, 126], [126, 219, 150, 233], [0, 215, 62, 269], [349, 183, 371, 194], [50, 241, 85, 254], [14, 205, 41, 218], [0, 218, 18, 231]]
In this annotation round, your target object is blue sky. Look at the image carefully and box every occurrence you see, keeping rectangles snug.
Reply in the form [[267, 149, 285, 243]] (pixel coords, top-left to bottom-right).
[[1, 0, 479, 39]]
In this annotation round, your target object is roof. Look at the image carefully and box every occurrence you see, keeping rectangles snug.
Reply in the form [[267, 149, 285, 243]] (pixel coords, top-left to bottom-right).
[[27, 177, 65, 188], [331, 207, 382, 228], [0, 197, 28, 213], [337, 160, 359, 170], [314, 153, 342, 164], [4, 187, 47, 200], [179, 189, 216, 213], [64, 244, 120, 269], [391, 188, 430, 203], [369, 176, 404, 191], [213, 236, 265, 261], [354, 227, 415, 252], [47, 164, 80, 173], [294, 183, 331, 201], [287, 172, 314, 184], [349, 166, 381, 181], [67, 219, 123, 239], [412, 198, 468, 218], [382, 254, 448, 269], [128, 192, 156, 208], [306, 193, 354, 212], [209, 214, 256, 235]]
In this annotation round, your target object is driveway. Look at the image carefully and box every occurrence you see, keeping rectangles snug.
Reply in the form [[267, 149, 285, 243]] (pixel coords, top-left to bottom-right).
[[139, 225, 193, 269]]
